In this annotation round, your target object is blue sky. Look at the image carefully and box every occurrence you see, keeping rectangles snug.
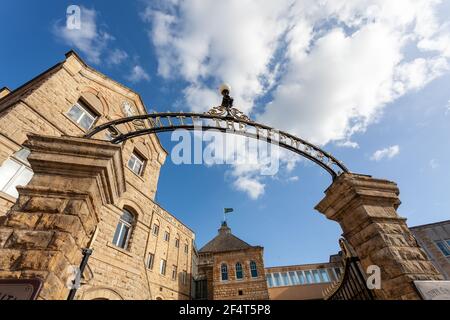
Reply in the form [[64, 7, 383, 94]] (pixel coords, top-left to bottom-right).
[[1, 1, 450, 267]]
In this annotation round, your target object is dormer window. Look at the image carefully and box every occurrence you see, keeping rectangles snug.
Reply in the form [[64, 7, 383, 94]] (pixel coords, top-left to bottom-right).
[[128, 151, 145, 176], [67, 100, 98, 130]]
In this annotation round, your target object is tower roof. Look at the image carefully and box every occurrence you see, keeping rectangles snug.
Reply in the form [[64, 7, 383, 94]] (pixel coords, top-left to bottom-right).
[[199, 221, 253, 253]]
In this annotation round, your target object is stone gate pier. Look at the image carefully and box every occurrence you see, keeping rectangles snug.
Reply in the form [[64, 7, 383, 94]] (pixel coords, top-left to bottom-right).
[[316, 173, 443, 300], [0, 135, 125, 300]]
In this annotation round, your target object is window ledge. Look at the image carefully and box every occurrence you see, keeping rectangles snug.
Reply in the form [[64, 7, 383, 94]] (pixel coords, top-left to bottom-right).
[[106, 242, 134, 257]]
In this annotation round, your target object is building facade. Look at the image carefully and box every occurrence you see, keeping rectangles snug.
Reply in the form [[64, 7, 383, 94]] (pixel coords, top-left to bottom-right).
[[195, 222, 269, 300], [410, 220, 450, 280], [0, 51, 195, 300]]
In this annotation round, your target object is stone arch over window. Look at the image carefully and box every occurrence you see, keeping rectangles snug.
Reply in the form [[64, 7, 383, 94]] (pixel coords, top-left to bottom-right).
[[221, 263, 228, 281], [78, 86, 110, 115], [81, 287, 124, 300]]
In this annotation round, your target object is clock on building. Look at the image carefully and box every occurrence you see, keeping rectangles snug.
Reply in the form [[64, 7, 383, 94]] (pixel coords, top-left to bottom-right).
[[122, 101, 135, 117]]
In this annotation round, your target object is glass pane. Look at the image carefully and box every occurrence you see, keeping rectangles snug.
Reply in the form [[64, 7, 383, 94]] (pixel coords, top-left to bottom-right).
[[436, 241, 450, 256], [134, 161, 143, 175], [5, 167, 33, 198], [313, 270, 321, 283], [0, 159, 21, 191], [273, 273, 281, 287], [296, 271, 305, 284], [121, 210, 134, 224], [320, 269, 330, 282], [266, 274, 274, 288], [304, 271, 313, 284], [112, 223, 123, 247], [79, 113, 95, 130], [67, 105, 83, 122], [289, 272, 299, 285], [128, 157, 136, 170], [281, 272, 290, 286], [118, 225, 130, 248]]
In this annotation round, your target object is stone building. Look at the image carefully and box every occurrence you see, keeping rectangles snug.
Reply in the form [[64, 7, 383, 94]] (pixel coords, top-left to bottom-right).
[[0, 51, 195, 300], [410, 220, 450, 280], [195, 222, 269, 300]]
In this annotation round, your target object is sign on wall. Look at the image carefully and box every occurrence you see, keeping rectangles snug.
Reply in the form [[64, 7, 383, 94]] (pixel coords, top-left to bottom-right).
[[414, 280, 450, 300], [0, 279, 43, 300]]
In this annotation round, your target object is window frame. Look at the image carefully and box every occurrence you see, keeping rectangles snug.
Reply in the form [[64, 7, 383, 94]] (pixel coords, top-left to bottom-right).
[[221, 263, 229, 281], [152, 223, 160, 237], [147, 253, 155, 270], [160, 259, 167, 275], [66, 101, 98, 131], [235, 262, 244, 280], [112, 210, 134, 250], [172, 265, 178, 281], [249, 261, 258, 278], [0, 148, 33, 198], [128, 151, 146, 176], [435, 240, 450, 257], [175, 238, 180, 248], [164, 231, 170, 242]]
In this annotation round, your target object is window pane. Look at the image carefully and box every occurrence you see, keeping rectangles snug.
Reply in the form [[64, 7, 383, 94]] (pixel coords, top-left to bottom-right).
[[67, 104, 83, 122], [236, 263, 243, 279], [320, 269, 330, 282], [112, 222, 123, 246], [0, 159, 22, 191], [14, 148, 31, 163], [128, 157, 136, 170], [313, 270, 321, 283], [296, 271, 305, 284], [221, 264, 228, 281], [273, 273, 281, 287], [304, 271, 313, 284], [118, 225, 130, 248], [4, 167, 33, 198], [266, 274, 274, 288], [436, 241, 450, 256], [147, 254, 154, 269], [289, 272, 299, 285], [80, 112, 96, 130], [250, 261, 258, 278], [134, 161, 143, 175], [281, 272, 290, 286]]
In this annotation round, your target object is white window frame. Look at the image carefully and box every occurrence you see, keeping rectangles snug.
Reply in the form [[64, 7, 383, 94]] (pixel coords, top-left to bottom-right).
[[152, 224, 160, 236], [128, 152, 145, 176], [0, 148, 33, 198], [160, 259, 167, 275], [147, 253, 155, 270], [112, 210, 134, 249], [67, 101, 97, 130]]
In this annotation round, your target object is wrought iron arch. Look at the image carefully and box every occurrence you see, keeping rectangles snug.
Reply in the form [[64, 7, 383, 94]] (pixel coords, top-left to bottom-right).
[[85, 89, 349, 180]]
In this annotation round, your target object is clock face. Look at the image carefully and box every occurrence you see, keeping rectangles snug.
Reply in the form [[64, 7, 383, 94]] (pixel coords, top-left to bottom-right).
[[122, 101, 135, 117]]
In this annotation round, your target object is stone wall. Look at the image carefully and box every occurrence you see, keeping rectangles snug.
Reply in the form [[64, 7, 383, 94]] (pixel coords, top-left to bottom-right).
[[0, 51, 195, 300]]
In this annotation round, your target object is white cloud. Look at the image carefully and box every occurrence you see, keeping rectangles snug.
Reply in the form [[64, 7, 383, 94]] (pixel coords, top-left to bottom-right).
[[108, 49, 129, 66], [370, 145, 400, 161], [144, 0, 450, 198], [430, 159, 439, 169], [287, 176, 299, 182], [233, 176, 265, 200], [127, 65, 151, 83], [53, 6, 113, 64]]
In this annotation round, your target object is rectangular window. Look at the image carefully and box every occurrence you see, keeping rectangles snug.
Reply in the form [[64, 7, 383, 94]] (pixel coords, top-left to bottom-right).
[[182, 270, 187, 285], [184, 243, 189, 254], [160, 259, 167, 275], [128, 152, 145, 176], [152, 224, 159, 236], [67, 102, 97, 130], [164, 231, 170, 242], [320, 269, 330, 282], [147, 253, 155, 270], [304, 270, 314, 284], [281, 272, 290, 286], [312, 270, 321, 283], [289, 271, 299, 285], [175, 238, 180, 248], [0, 149, 33, 198], [273, 273, 281, 287], [436, 240, 450, 257], [266, 274, 274, 288], [172, 265, 177, 280], [296, 271, 306, 284]]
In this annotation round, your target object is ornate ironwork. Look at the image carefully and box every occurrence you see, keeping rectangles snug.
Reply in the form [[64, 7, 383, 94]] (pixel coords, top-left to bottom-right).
[[322, 239, 375, 300], [84, 90, 349, 179]]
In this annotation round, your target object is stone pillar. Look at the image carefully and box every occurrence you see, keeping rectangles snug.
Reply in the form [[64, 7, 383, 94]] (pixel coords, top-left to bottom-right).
[[0, 135, 125, 300], [315, 173, 442, 300]]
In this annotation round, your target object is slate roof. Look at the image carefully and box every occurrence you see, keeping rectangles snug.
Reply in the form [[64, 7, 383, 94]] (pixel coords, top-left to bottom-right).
[[199, 222, 253, 253]]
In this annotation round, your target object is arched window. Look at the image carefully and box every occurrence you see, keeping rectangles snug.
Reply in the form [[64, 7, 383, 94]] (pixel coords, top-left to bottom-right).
[[235, 262, 243, 280], [0, 148, 33, 198], [221, 264, 228, 281], [112, 209, 134, 249], [250, 261, 258, 278]]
